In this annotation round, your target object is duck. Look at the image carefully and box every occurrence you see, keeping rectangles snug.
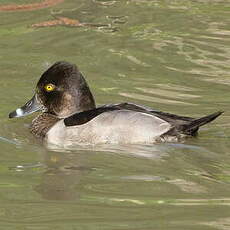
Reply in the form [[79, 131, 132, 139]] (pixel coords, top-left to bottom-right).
[[9, 61, 222, 147]]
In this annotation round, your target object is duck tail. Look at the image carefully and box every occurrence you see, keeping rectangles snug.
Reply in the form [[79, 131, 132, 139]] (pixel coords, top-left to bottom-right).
[[181, 111, 223, 135]]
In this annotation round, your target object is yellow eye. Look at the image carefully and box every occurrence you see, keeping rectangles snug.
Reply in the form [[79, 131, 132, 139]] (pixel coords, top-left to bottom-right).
[[44, 84, 55, 92]]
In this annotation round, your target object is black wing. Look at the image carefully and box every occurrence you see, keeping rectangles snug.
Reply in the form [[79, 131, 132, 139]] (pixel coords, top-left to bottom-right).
[[64, 102, 195, 127]]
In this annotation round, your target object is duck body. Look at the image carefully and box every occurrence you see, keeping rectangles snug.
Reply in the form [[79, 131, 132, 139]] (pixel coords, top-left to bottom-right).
[[45, 109, 171, 146], [9, 61, 222, 147]]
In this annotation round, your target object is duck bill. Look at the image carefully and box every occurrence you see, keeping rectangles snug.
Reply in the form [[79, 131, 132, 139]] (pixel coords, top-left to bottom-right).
[[9, 95, 42, 118]]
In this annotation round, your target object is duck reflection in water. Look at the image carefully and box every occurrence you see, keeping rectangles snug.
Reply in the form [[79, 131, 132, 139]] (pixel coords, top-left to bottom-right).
[[34, 150, 90, 201]]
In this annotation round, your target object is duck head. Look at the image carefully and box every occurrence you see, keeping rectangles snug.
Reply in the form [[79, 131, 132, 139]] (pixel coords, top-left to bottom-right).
[[9, 61, 96, 119]]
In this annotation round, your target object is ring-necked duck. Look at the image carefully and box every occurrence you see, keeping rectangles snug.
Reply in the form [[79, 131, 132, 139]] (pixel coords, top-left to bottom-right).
[[9, 61, 222, 146]]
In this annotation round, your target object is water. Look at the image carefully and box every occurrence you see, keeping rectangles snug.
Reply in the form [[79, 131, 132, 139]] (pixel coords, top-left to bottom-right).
[[0, 0, 230, 229]]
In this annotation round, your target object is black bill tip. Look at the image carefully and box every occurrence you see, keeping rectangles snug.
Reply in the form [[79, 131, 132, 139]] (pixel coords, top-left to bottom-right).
[[9, 108, 23, 119], [9, 111, 16, 118]]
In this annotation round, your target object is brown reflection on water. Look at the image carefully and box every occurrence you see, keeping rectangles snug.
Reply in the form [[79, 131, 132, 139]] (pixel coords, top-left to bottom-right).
[[34, 151, 89, 201], [0, 0, 64, 12]]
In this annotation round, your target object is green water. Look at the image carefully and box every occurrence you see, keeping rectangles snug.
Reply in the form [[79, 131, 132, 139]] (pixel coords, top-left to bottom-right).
[[0, 0, 230, 229]]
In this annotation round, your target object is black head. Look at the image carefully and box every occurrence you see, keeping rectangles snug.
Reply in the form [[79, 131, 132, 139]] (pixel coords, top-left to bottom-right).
[[9, 61, 96, 119]]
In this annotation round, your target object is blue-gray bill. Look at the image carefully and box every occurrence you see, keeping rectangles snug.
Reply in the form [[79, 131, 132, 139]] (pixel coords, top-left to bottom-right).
[[9, 95, 42, 118]]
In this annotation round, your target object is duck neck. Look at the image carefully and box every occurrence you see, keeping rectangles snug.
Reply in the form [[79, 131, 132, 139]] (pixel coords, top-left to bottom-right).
[[77, 79, 96, 112], [30, 113, 60, 138]]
